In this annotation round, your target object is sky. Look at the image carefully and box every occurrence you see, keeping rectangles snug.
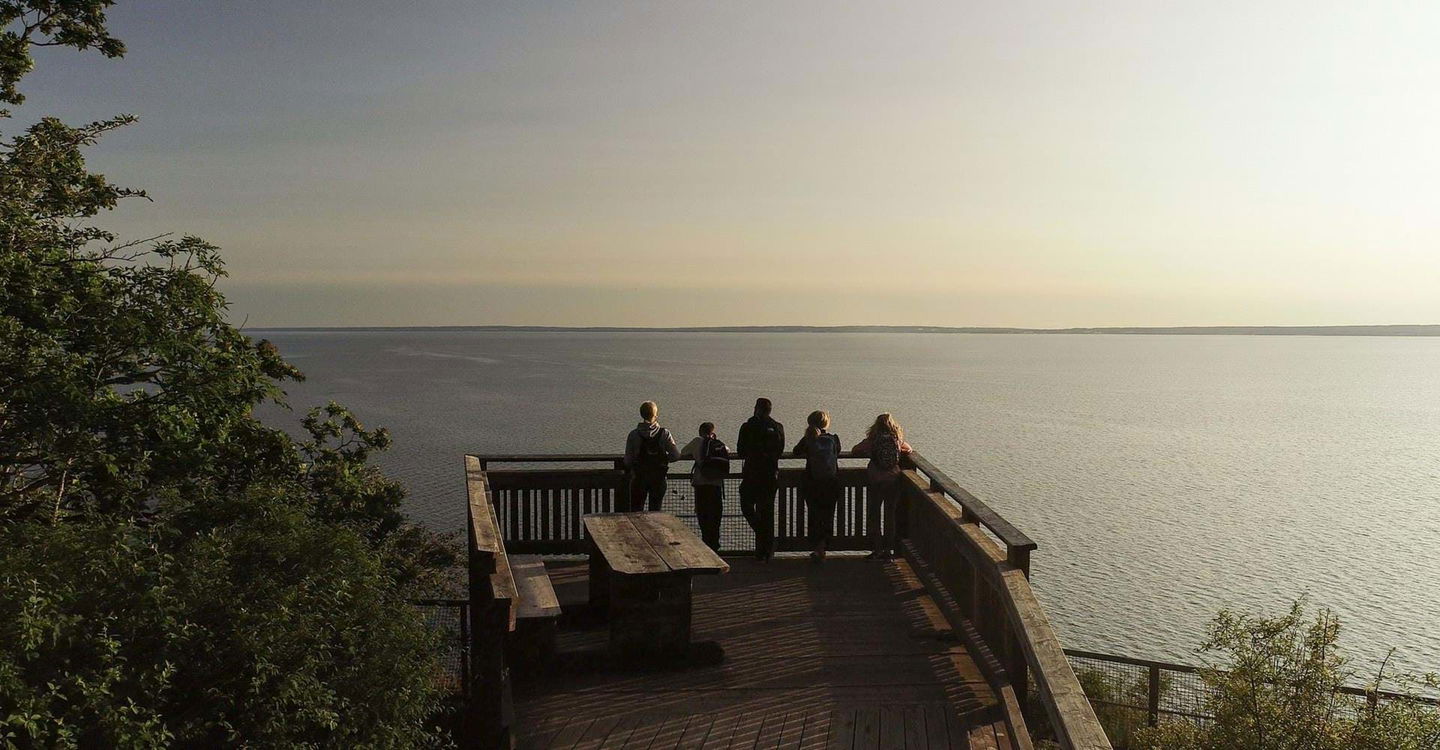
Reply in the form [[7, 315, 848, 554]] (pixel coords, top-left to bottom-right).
[[13, 0, 1440, 327]]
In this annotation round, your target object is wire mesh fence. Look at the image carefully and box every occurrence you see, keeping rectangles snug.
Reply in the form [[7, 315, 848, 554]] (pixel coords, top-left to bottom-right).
[[1048, 649, 1440, 748], [416, 599, 468, 696]]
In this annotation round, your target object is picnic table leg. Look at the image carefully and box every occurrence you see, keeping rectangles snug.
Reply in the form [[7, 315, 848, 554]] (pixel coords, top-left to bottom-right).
[[587, 535, 611, 615], [608, 574, 694, 659]]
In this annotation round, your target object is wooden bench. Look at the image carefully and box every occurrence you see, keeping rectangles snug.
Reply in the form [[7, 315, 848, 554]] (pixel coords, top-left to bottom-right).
[[506, 554, 561, 668], [583, 512, 729, 657]]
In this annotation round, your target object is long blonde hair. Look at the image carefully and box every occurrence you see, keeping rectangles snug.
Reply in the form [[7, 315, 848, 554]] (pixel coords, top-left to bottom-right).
[[866, 412, 903, 442]]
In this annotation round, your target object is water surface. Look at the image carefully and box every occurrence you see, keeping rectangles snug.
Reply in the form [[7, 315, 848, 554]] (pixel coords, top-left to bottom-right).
[[257, 330, 1440, 674]]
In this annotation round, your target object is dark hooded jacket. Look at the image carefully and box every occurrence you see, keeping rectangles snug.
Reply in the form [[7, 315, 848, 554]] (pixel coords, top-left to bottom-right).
[[737, 414, 785, 480]]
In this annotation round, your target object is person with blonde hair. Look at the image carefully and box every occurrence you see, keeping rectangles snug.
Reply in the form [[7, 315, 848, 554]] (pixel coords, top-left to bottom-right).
[[852, 412, 913, 559], [622, 400, 679, 512], [792, 410, 842, 563]]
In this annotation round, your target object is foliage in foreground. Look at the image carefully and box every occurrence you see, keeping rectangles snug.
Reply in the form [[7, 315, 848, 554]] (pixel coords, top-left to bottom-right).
[[1, 2, 458, 745], [1117, 599, 1440, 750], [0, 490, 448, 748]]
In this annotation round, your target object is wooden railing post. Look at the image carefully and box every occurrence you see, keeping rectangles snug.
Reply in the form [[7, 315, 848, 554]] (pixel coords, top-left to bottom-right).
[[1147, 664, 1161, 727], [1009, 547, 1032, 579]]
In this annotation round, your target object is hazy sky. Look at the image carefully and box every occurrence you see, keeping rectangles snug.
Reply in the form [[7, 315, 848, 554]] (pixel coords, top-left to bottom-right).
[[16, 1, 1440, 327]]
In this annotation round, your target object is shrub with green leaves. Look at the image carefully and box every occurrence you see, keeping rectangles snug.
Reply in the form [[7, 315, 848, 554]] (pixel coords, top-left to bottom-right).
[[1131, 599, 1440, 750], [1, 489, 450, 748]]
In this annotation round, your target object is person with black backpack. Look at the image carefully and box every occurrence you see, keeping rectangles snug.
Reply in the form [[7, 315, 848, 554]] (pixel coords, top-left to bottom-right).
[[792, 410, 842, 563], [623, 401, 680, 512], [852, 412, 913, 559], [736, 397, 785, 561], [677, 421, 730, 551]]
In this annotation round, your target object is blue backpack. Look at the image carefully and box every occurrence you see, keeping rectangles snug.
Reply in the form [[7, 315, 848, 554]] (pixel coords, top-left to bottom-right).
[[807, 433, 840, 480]]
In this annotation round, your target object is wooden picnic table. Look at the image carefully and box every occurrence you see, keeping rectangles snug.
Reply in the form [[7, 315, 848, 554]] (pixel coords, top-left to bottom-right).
[[583, 512, 730, 657]]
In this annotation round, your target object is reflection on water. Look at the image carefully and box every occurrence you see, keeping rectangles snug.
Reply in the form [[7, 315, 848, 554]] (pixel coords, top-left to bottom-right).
[[254, 329, 1440, 674]]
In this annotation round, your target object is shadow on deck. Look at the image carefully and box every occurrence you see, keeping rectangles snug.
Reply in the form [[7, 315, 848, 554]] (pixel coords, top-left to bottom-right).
[[514, 556, 1015, 749]]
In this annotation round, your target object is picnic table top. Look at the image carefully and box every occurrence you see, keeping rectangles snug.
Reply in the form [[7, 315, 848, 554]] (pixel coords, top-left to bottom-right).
[[582, 512, 731, 577]]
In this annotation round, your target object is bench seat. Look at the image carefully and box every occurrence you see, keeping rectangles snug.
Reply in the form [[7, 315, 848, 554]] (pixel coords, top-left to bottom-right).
[[507, 555, 561, 667]]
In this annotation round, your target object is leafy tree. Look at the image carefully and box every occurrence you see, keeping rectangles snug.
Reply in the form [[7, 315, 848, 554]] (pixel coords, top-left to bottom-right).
[[1131, 599, 1440, 750], [1, 488, 449, 748], [1, 2, 460, 745]]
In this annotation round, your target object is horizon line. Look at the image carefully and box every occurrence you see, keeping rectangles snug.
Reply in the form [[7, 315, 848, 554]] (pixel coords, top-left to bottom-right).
[[244, 324, 1440, 337]]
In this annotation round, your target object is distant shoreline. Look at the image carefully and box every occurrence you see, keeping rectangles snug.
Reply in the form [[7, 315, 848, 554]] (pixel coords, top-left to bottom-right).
[[248, 324, 1440, 337]]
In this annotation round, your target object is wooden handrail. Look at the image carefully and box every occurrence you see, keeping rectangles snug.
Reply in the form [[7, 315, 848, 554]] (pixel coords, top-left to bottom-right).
[[470, 452, 1035, 553], [900, 472, 1110, 750], [906, 452, 1037, 570], [463, 455, 518, 749], [467, 451, 875, 468]]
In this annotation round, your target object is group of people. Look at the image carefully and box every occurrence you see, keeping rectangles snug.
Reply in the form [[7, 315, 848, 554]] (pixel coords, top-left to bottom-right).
[[621, 397, 913, 562]]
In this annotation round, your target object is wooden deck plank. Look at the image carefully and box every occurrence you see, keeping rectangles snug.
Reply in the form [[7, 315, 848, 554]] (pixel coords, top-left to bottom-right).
[[923, 705, 951, 750], [573, 715, 622, 750], [966, 721, 1000, 750], [852, 709, 879, 750], [730, 707, 767, 749], [620, 717, 663, 749], [798, 711, 832, 750], [599, 715, 641, 749], [901, 706, 927, 750], [547, 718, 594, 750], [777, 711, 807, 750], [877, 707, 904, 750], [992, 719, 1012, 750], [754, 711, 787, 749], [650, 715, 694, 750], [826, 709, 857, 750], [514, 559, 1009, 750], [677, 714, 715, 750], [699, 713, 740, 750]]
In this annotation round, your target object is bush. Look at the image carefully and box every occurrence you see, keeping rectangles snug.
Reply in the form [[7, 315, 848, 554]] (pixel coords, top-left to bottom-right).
[[1130, 599, 1440, 750], [0, 488, 451, 748]]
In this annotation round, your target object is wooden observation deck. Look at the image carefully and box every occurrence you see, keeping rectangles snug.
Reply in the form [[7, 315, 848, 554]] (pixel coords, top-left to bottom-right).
[[461, 452, 1109, 750]]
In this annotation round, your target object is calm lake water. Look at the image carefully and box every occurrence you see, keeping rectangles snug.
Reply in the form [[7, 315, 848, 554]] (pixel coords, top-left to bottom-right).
[[257, 329, 1440, 674]]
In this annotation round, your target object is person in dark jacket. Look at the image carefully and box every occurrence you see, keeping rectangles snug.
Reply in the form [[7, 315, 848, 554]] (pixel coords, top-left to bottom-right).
[[623, 400, 680, 512], [793, 410, 842, 563], [736, 397, 785, 561]]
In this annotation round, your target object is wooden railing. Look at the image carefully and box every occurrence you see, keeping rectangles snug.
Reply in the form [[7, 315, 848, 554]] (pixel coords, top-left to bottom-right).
[[472, 452, 880, 555], [465, 451, 1111, 750], [464, 455, 518, 749], [898, 465, 1109, 750]]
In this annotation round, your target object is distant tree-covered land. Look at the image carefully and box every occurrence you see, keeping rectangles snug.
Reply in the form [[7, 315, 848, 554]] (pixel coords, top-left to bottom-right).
[[1, 2, 457, 746], [255, 324, 1440, 336]]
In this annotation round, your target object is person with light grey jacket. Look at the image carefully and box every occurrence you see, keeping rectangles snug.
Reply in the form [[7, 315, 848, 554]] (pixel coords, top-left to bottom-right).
[[678, 421, 729, 551], [622, 400, 680, 511]]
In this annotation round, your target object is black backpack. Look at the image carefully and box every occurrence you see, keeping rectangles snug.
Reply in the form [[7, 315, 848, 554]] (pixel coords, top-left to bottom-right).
[[698, 437, 731, 480], [636, 429, 669, 470]]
